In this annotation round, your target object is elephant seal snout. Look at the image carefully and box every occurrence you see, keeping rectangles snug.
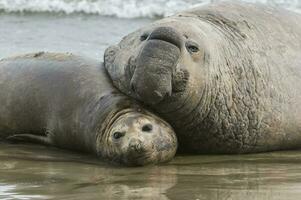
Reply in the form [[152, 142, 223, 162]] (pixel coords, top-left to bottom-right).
[[130, 27, 181, 104]]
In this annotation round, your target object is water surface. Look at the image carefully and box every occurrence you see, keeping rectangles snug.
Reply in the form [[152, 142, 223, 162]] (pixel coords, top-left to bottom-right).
[[1, 142, 301, 200], [0, 12, 152, 59], [0, 0, 300, 18]]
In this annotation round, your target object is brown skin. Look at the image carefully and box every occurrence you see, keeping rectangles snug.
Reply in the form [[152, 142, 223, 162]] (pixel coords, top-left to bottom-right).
[[104, 2, 301, 154], [0, 52, 177, 166]]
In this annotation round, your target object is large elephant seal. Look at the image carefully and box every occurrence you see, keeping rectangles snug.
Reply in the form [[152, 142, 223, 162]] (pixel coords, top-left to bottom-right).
[[104, 2, 301, 154], [0, 52, 177, 166]]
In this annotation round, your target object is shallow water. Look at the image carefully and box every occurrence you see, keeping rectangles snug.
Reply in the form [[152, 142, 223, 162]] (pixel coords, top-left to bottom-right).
[[0, 12, 152, 59], [1, 142, 301, 200]]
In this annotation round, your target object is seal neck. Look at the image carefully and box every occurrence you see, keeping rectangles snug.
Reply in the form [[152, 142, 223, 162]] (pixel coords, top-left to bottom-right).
[[82, 92, 141, 155]]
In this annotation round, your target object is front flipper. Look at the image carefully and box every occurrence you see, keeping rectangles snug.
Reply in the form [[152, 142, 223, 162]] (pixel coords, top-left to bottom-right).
[[6, 134, 52, 146]]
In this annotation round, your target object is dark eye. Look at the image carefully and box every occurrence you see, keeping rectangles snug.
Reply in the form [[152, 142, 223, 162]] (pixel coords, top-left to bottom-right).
[[113, 131, 125, 139], [140, 33, 149, 41], [185, 42, 199, 53], [142, 124, 153, 132]]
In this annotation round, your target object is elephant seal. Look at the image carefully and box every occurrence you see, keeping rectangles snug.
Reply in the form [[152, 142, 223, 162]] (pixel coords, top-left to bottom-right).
[[104, 2, 301, 154], [0, 52, 177, 166]]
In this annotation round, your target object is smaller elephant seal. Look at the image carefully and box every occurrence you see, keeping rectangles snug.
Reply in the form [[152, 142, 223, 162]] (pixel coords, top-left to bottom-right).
[[105, 2, 301, 154], [0, 52, 177, 166]]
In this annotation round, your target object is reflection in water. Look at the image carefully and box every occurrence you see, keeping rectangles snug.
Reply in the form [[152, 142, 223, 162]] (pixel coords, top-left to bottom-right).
[[0, 183, 49, 200], [167, 155, 301, 200], [0, 142, 177, 200], [1, 142, 301, 200]]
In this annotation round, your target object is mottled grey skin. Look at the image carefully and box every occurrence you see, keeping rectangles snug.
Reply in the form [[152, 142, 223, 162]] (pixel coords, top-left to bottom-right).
[[104, 2, 301, 154], [0, 52, 177, 166]]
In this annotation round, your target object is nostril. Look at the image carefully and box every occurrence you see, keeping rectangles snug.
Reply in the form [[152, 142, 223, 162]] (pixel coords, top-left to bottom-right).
[[130, 144, 137, 150], [129, 139, 144, 153], [130, 82, 136, 92], [135, 143, 142, 151], [142, 124, 153, 132]]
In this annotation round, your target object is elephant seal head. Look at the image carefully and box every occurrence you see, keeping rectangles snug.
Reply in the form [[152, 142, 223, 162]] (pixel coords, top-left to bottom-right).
[[104, 16, 210, 106], [97, 109, 177, 166]]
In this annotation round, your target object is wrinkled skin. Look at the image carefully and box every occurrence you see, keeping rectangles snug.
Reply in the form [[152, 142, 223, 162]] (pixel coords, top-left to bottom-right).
[[0, 52, 177, 166], [105, 2, 301, 153]]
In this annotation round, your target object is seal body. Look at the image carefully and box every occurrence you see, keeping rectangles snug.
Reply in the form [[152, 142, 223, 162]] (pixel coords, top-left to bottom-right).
[[104, 2, 301, 153], [0, 52, 177, 166]]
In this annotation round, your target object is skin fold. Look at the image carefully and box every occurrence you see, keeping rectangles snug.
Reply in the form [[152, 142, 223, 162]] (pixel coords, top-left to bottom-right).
[[104, 2, 301, 154], [0, 52, 177, 166]]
